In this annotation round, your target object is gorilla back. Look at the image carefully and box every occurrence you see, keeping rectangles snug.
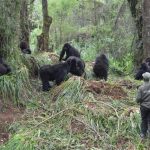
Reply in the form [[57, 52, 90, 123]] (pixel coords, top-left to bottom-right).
[[39, 61, 70, 91], [0, 58, 11, 76], [59, 43, 80, 61], [93, 54, 109, 81]]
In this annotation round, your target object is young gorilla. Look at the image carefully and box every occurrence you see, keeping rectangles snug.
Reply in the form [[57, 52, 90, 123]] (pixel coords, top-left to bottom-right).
[[67, 56, 85, 76], [93, 54, 109, 81], [39, 60, 71, 91], [59, 43, 80, 62], [0, 57, 11, 76], [135, 63, 150, 80], [20, 41, 31, 54]]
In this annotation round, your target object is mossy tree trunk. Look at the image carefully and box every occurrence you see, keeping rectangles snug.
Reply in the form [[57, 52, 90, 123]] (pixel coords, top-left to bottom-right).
[[127, 0, 143, 67], [20, 0, 30, 47], [37, 0, 52, 51], [0, 0, 21, 58], [127, 0, 150, 67], [142, 0, 150, 58]]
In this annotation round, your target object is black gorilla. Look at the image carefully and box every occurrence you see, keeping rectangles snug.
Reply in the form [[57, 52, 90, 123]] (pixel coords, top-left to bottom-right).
[[135, 62, 150, 80], [20, 41, 31, 54], [67, 56, 85, 76], [93, 54, 109, 81], [59, 43, 80, 61], [145, 57, 150, 66], [0, 58, 11, 76], [39, 60, 71, 91]]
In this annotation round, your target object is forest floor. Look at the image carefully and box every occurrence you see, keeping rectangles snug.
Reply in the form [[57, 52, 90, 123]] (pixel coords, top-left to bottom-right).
[[0, 59, 150, 149]]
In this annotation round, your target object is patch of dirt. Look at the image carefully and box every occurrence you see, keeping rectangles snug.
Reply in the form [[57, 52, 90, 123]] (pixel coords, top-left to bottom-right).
[[48, 52, 59, 64], [116, 136, 129, 149], [85, 80, 127, 100], [80, 137, 95, 149], [0, 100, 24, 144], [118, 79, 138, 89], [71, 118, 86, 134]]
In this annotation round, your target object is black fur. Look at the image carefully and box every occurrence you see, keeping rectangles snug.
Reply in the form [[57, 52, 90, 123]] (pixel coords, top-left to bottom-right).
[[145, 57, 150, 66], [93, 54, 109, 81], [0, 58, 11, 76], [39, 61, 71, 91], [20, 41, 31, 54], [59, 43, 80, 61], [135, 63, 150, 80], [67, 56, 85, 76]]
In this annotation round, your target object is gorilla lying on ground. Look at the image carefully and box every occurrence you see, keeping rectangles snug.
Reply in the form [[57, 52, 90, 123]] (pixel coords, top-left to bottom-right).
[[67, 56, 85, 77], [39, 60, 71, 91], [0, 57, 11, 76], [20, 41, 31, 54], [93, 54, 109, 81], [59, 43, 80, 61], [135, 62, 150, 80]]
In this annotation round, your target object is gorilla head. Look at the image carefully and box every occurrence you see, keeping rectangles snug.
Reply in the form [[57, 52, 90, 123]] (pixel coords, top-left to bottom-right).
[[145, 57, 150, 66], [93, 54, 109, 81], [59, 43, 80, 61], [20, 41, 31, 54], [135, 63, 150, 80], [67, 56, 85, 76]]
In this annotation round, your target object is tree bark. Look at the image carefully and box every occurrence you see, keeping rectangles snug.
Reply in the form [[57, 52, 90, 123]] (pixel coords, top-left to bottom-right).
[[37, 0, 52, 51], [0, 1, 21, 58], [20, 0, 30, 47], [142, 0, 150, 58], [127, 0, 143, 67]]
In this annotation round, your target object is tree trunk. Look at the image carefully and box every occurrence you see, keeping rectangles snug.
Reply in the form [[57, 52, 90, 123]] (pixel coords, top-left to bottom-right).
[[37, 0, 52, 51], [142, 0, 150, 59], [127, 0, 143, 67], [20, 0, 30, 47], [0, 1, 21, 58]]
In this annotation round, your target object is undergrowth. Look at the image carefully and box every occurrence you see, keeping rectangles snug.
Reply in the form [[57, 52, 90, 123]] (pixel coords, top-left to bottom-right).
[[1, 76, 149, 150]]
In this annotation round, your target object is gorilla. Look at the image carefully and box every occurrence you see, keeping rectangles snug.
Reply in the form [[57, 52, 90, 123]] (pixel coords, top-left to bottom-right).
[[145, 57, 150, 66], [39, 60, 71, 91], [67, 56, 85, 76], [93, 54, 109, 81], [20, 41, 31, 54], [135, 62, 150, 80], [59, 43, 80, 61], [0, 57, 11, 76]]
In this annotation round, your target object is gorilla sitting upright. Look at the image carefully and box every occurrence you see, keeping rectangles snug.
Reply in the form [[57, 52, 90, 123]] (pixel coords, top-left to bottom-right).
[[135, 62, 150, 80], [145, 57, 150, 66], [20, 41, 31, 54], [0, 57, 11, 76], [59, 43, 80, 61], [67, 56, 85, 76], [93, 54, 109, 81], [39, 59, 71, 91]]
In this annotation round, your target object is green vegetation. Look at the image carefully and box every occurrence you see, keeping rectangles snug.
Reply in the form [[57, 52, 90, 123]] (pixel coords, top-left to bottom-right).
[[1, 77, 150, 149], [0, 0, 149, 149]]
